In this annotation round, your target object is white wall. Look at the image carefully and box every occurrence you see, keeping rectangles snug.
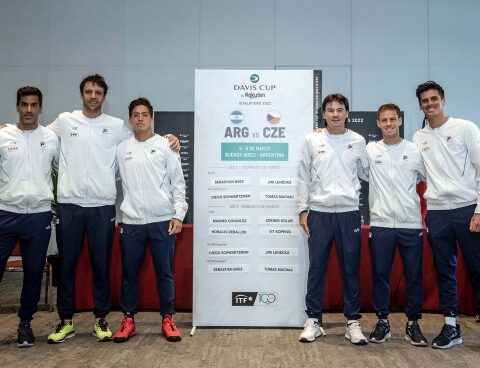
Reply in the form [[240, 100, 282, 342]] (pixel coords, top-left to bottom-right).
[[1, 0, 479, 139]]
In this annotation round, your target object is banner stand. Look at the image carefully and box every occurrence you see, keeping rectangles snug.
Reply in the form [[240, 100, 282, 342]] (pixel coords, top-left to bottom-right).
[[193, 69, 322, 327]]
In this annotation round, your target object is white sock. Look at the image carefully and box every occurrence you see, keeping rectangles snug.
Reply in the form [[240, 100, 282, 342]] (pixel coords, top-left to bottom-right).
[[347, 319, 357, 325], [445, 316, 456, 326]]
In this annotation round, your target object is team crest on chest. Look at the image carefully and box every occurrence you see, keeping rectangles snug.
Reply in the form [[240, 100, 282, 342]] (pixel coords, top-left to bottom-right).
[[7, 141, 18, 152], [317, 142, 326, 155], [69, 126, 79, 137], [124, 151, 133, 162]]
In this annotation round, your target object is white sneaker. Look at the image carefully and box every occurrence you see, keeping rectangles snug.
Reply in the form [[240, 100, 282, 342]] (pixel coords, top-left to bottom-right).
[[345, 320, 368, 345], [299, 319, 326, 342]]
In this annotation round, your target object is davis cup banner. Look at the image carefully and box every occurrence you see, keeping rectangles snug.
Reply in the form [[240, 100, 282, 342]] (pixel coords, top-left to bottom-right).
[[193, 70, 321, 327]]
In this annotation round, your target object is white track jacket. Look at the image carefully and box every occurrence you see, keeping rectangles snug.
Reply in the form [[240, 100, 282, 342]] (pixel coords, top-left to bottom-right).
[[298, 129, 369, 214], [0, 124, 59, 213], [48, 110, 131, 206], [413, 117, 480, 213], [367, 139, 426, 228], [116, 134, 187, 224]]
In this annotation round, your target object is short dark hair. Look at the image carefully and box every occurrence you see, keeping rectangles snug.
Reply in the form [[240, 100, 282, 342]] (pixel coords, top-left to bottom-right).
[[321, 93, 349, 127], [377, 103, 401, 120], [79, 74, 108, 95], [16, 86, 43, 107], [322, 93, 349, 112], [128, 97, 153, 118], [415, 80, 445, 103]]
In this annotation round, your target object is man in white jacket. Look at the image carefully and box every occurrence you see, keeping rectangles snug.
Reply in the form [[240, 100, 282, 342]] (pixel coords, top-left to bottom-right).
[[47, 75, 179, 344], [0, 86, 59, 347], [366, 104, 427, 346], [412, 81, 480, 349], [111, 97, 187, 343], [298, 93, 369, 345]]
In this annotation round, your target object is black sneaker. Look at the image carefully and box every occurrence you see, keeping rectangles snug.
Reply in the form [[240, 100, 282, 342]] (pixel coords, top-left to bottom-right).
[[405, 321, 427, 346], [369, 319, 391, 343], [432, 324, 462, 349], [17, 321, 35, 348]]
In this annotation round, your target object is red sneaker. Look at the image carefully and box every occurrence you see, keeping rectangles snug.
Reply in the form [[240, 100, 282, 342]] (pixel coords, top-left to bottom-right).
[[162, 315, 181, 342], [113, 316, 136, 343]]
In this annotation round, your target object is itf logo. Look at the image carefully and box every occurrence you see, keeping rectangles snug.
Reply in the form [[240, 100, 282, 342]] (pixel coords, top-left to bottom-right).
[[250, 74, 259, 83], [232, 292, 257, 306], [229, 110, 244, 124], [232, 292, 278, 306]]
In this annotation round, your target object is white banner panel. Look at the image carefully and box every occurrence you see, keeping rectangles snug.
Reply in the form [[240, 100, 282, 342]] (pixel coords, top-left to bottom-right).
[[193, 69, 320, 327]]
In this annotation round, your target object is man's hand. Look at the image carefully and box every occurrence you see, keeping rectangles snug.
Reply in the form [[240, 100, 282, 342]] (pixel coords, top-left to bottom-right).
[[299, 212, 309, 235], [470, 213, 480, 232], [315, 128, 323, 133], [168, 218, 183, 235], [167, 134, 180, 152], [0, 123, 7, 129]]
